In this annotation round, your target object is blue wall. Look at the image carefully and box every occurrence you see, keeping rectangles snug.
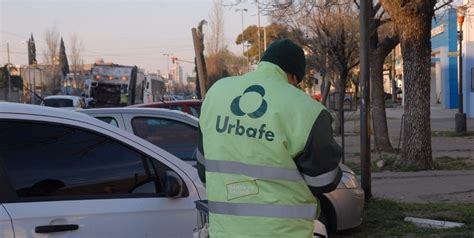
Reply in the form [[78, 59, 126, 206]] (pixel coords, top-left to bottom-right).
[[431, 8, 459, 109]]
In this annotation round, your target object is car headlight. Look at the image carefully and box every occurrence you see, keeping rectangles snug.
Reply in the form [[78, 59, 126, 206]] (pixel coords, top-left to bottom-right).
[[340, 172, 359, 189]]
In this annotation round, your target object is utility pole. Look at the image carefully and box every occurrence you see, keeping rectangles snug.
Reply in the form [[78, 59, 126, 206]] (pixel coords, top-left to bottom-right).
[[359, 0, 371, 200], [264, 27, 267, 51], [7, 43, 11, 64], [236, 8, 248, 72], [455, 6, 467, 133], [257, 0, 261, 60], [391, 50, 397, 103]]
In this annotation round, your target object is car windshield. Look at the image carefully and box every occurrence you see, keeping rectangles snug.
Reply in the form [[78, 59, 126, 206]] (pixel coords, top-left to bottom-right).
[[43, 99, 74, 107]]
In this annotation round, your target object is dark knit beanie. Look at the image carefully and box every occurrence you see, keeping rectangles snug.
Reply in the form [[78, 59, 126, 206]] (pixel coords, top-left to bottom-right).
[[260, 39, 306, 82]]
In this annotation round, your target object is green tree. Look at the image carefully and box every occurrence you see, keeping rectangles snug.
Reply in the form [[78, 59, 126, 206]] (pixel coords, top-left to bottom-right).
[[28, 33, 37, 65], [271, 2, 359, 135], [59, 37, 69, 77], [235, 23, 298, 64], [206, 48, 242, 87]]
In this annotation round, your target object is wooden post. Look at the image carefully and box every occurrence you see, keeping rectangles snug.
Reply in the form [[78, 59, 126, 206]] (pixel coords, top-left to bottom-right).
[[192, 28, 207, 99]]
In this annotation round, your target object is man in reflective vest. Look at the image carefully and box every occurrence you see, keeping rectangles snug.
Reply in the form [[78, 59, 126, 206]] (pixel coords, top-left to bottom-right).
[[197, 39, 342, 237]]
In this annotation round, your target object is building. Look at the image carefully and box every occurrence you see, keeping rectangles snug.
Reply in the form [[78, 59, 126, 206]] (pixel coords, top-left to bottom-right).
[[431, 7, 459, 109], [171, 63, 184, 84], [394, 7, 474, 118], [460, 1, 474, 118]]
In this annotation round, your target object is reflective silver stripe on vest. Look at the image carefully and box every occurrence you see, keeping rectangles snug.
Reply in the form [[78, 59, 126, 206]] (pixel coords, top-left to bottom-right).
[[209, 201, 317, 219], [206, 159, 303, 181], [303, 167, 339, 187], [196, 149, 205, 165]]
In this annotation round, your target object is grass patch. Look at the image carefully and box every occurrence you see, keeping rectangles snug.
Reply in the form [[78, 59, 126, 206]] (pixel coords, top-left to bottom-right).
[[345, 160, 362, 174], [432, 131, 474, 137], [344, 155, 474, 174], [433, 156, 474, 170], [345, 198, 474, 237]]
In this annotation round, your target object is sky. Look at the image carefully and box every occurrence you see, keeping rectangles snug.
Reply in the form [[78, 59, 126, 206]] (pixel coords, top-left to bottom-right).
[[0, 0, 269, 76]]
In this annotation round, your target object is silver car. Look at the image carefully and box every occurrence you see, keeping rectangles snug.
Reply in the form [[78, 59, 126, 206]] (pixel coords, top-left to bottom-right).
[[0, 102, 205, 237], [80, 107, 365, 232]]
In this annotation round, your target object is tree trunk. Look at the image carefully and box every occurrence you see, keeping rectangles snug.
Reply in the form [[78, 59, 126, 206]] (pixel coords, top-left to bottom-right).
[[381, 0, 434, 167], [400, 36, 432, 167], [320, 77, 331, 106], [370, 53, 394, 152]]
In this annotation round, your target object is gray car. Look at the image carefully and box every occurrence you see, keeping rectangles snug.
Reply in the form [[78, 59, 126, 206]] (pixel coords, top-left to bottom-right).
[[80, 107, 364, 232], [0, 103, 206, 237]]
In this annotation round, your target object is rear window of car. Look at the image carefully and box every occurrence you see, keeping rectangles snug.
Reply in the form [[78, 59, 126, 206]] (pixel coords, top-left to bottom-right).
[[43, 99, 74, 107], [96, 117, 119, 127], [189, 105, 201, 118], [131, 117, 198, 162]]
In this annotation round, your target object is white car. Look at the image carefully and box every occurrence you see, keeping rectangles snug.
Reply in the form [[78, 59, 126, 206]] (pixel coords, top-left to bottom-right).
[[80, 107, 364, 232], [41, 95, 86, 110], [0, 102, 206, 237]]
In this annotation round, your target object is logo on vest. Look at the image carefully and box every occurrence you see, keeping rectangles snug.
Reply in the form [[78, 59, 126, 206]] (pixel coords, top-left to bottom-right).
[[215, 85, 275, 142], [230, 85, 267, 118]]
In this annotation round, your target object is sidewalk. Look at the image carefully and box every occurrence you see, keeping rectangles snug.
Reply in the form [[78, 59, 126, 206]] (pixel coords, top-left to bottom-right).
[[334, 106, 474, 161], [334, 106, 474, 203], [371, 170, 474, 203]]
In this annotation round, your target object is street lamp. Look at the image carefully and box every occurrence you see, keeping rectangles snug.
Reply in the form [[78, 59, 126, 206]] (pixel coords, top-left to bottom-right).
[[236, 8, 248, 72], [455, 6, 467, 133]]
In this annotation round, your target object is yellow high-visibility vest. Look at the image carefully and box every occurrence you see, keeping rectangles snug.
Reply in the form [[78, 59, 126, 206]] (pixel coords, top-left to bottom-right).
[[200, 62, 325, 238]]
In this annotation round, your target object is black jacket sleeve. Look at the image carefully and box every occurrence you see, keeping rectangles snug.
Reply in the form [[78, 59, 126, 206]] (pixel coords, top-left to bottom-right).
[[197, 125, 206, 184], [295, 110, 342, 195]]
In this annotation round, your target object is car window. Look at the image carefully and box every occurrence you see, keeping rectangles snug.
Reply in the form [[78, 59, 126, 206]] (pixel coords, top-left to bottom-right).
[[168, 105, 183, 111], [79, 99, 86, 108], [0, 121, 169, 200], [96, 116, 119, 127], [189, 106, 201, 118], [131, 117, 198, 162], [43, 98, 73, 107]]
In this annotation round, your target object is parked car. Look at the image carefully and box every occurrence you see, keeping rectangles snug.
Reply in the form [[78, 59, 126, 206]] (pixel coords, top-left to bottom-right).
[[80, 107, 365, 232], [131, 99, 202, 118], [0, 102, 206, 237], [41, 95, 86, 110]]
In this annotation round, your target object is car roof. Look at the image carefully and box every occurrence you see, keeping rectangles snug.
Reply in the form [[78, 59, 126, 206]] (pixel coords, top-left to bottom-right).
[[79, 107, 199, 123], [44, 95, 82, 100], [1, 102, 103, 124], [131, 99, 202, 107]]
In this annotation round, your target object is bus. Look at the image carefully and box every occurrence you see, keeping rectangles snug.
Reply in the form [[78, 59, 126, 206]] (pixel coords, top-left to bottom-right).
[[89, 63, 145, 107]]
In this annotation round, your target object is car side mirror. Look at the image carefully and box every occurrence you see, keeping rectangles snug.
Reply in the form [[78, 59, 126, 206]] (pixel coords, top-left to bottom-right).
[[165, 171, 184, 198]]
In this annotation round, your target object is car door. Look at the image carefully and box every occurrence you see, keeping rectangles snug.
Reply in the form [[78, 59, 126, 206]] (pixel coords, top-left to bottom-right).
[[122, 113, 199, 166], [0, 204, 14, 238], [0, 119, 199, 238]]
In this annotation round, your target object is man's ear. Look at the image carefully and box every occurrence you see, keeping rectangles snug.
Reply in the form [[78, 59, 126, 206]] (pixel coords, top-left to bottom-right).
[[287, 73, 299, 86]]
